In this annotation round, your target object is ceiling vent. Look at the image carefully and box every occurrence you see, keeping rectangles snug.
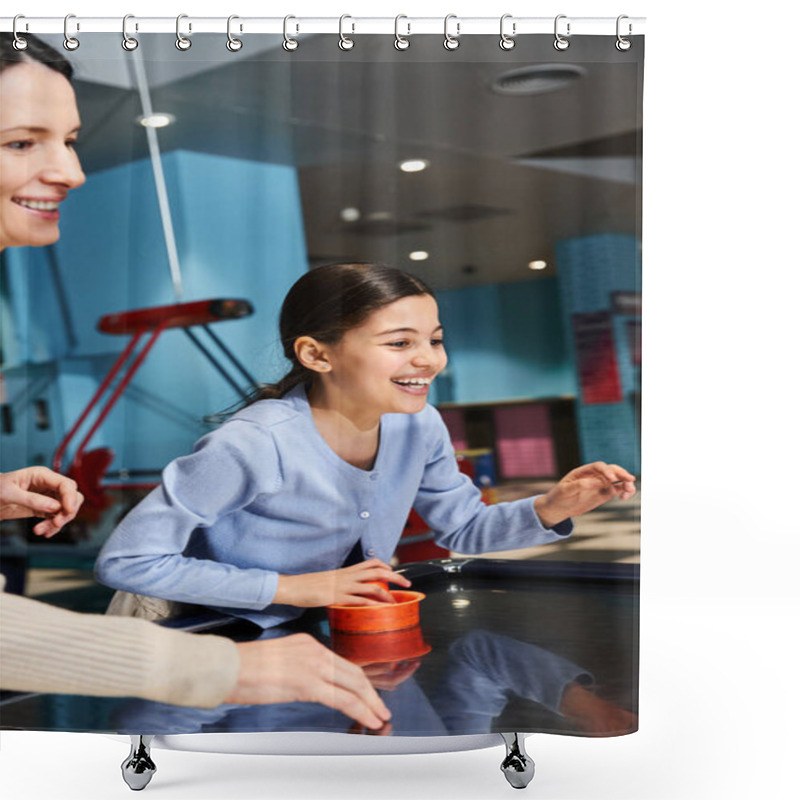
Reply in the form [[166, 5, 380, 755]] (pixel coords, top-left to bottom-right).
[[492, 64, 586, 96]]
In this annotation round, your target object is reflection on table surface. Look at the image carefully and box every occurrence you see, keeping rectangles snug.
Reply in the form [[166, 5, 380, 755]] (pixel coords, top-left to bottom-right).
[[0, 559, 638, 738]]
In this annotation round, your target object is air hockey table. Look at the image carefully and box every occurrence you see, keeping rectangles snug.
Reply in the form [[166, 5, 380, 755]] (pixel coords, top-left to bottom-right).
[[0, 558, 639, 790]]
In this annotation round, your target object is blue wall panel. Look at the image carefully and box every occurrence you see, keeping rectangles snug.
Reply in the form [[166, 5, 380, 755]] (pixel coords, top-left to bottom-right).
[[436, 277, 576, 404]]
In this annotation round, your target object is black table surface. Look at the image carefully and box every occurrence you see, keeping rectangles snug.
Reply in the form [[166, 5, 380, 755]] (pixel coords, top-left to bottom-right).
[[0, 559, 638, 738]]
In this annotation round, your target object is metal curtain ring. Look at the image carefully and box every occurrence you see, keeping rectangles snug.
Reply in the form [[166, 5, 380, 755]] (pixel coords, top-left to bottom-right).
[[12, 15, 28, 51], [175, 14, 191, 51], [616, 15, 632, 51], [554, 14, 570, 51], [282, 15, 298, 51], [339, 15, 354, 50], [499, 14, 515, 51], [63, 14, 80, 51], [122, 14, 138, 51], [443, 14, 460, 51], [227, 15, 243, 51], [394, 15, 410, 51]]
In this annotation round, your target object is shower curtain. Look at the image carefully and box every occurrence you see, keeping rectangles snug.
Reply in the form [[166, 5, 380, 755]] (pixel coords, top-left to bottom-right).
[[0, 14, 643, 781]]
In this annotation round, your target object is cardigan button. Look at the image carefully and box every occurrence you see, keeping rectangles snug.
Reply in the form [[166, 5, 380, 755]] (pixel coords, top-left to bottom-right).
[[359, 510, 370, 519]]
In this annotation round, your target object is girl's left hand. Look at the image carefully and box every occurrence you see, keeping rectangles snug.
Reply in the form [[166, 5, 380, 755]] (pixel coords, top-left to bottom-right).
[[533, 462, 636, 528]]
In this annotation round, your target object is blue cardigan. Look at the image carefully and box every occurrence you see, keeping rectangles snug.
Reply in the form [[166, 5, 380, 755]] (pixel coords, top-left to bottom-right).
[[95, 385, 572, 629]]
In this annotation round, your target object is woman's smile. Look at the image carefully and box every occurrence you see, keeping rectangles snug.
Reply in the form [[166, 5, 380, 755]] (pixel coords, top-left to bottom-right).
[[11, 196, 65, 220]]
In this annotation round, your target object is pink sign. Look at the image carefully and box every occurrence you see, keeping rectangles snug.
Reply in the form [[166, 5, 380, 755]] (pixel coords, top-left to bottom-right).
[[493, 405, 556, 478]]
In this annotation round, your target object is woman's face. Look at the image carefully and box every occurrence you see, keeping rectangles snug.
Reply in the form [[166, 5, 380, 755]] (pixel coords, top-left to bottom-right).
[[0, 61, 85, 249]]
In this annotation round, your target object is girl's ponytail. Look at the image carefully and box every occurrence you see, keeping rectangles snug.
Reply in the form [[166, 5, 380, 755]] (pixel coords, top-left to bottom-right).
[[252, 363, 310, 401]]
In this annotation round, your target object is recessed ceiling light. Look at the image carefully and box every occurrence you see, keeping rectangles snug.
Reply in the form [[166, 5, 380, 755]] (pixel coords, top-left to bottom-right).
[[340, 207, 360, 222], [399, 159, 429, 173], [409, 251, 429, 261], [528, 260, 548, 270], [136, 113, 175, 128]]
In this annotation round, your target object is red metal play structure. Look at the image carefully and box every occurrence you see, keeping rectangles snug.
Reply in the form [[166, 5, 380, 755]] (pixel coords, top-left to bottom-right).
[[53, 299, 255, 508]]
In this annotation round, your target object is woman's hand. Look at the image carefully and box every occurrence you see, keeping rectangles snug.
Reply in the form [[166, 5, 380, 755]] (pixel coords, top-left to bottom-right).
[[225, 633, 392, 730], [274, 558, 411, 607], [533, 462, 636, 528], [0, 467, 84, 537]]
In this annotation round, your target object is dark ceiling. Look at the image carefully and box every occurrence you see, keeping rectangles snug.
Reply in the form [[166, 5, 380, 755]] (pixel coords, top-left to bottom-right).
[[55, 32, 642, 290]]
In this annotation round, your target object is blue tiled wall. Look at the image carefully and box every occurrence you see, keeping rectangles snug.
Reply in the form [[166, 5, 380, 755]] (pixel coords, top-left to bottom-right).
[[555, 233, 641, 473], [435, 277, 576, 404]]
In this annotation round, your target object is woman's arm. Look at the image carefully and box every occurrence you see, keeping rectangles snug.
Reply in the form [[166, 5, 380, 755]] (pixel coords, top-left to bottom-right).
[[0, 586, 390, 726], [0, 583, 238, 707]]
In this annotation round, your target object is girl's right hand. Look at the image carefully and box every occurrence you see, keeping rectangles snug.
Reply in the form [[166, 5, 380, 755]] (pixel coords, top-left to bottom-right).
[[274, 559, 411, 607]]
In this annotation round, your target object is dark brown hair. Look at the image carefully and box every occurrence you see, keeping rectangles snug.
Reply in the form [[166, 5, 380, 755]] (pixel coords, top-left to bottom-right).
[[0, 33, 74, 80], [257, 262, 433, 401]]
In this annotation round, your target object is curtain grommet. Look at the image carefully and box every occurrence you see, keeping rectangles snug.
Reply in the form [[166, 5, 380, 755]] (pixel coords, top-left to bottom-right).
[[339, 15, 355, 51], [394, 15, 410, 51], [121, 14, 138, 51], [444, 14, 460, 51], [63, 14, 80, 51], [226, 16, 243, 51], [282, 15, 299, 51], [499, 14, 516, 51], [554, 15, 571, 51], [12, 15, 28, 51], [615, 15, 632, 51], [175, 14, 192, 51]]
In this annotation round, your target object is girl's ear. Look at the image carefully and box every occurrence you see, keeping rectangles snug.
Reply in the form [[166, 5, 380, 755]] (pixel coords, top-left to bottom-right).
[[294, 336, 332, 373]]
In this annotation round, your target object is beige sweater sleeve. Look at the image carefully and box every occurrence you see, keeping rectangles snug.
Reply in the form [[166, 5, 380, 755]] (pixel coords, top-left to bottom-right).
[[0, 580, 240, 708]]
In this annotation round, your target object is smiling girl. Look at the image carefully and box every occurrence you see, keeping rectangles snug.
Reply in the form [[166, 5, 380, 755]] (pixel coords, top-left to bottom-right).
[[95, 262, 636, 630]]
